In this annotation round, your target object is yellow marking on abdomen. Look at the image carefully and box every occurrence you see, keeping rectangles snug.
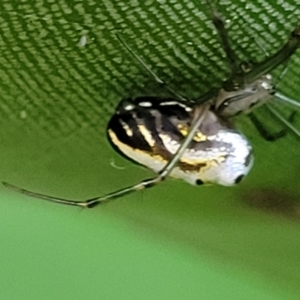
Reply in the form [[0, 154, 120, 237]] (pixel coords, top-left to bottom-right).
[[177, 124, 207, 142], [137, 124, 156, 147], [120, 120, 133, 136]]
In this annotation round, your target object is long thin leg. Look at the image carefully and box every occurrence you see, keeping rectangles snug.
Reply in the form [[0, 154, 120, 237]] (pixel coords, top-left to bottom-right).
[[3, 105, 209, 208], [265, 104, 300, 140], [244, 25, 300, 83], [205, 1, 240, 76], [274, 92, 300, 109], [207, 1, 300, 86], [116, 34, 191, 103]]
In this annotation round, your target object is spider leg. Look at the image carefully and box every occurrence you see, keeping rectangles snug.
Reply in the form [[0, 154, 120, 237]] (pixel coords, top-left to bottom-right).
[[116, 33, 192, 103], [244, 25, 300, 83], [265, 104, 300, 141], [207, 1, 300, 86], [206, 1, 241, 75], [275, 92, 300, 109], [3, 105, 209, 208]]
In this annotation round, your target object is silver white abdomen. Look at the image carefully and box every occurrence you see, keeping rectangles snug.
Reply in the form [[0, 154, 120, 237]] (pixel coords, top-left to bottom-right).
[[107, 97, 253, 186]]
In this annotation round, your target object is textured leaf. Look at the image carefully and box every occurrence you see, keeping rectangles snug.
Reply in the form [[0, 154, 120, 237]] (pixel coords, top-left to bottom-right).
[[1, 0, 300, 299]]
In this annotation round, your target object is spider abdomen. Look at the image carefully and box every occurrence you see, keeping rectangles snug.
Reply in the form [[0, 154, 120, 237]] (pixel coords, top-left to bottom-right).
[[107, 97, 253, 186]]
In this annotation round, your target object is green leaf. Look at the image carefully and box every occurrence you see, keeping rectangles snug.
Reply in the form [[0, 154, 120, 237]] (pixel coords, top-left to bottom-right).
[[1, 0, 300, 299]]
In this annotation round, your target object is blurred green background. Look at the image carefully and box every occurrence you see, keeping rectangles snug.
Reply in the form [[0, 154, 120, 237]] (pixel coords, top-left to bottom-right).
[[1, 0, 300, 299]]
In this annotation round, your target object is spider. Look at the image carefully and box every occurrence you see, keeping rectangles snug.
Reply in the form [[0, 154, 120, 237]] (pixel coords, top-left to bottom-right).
[[3, 2, 300, 208]]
